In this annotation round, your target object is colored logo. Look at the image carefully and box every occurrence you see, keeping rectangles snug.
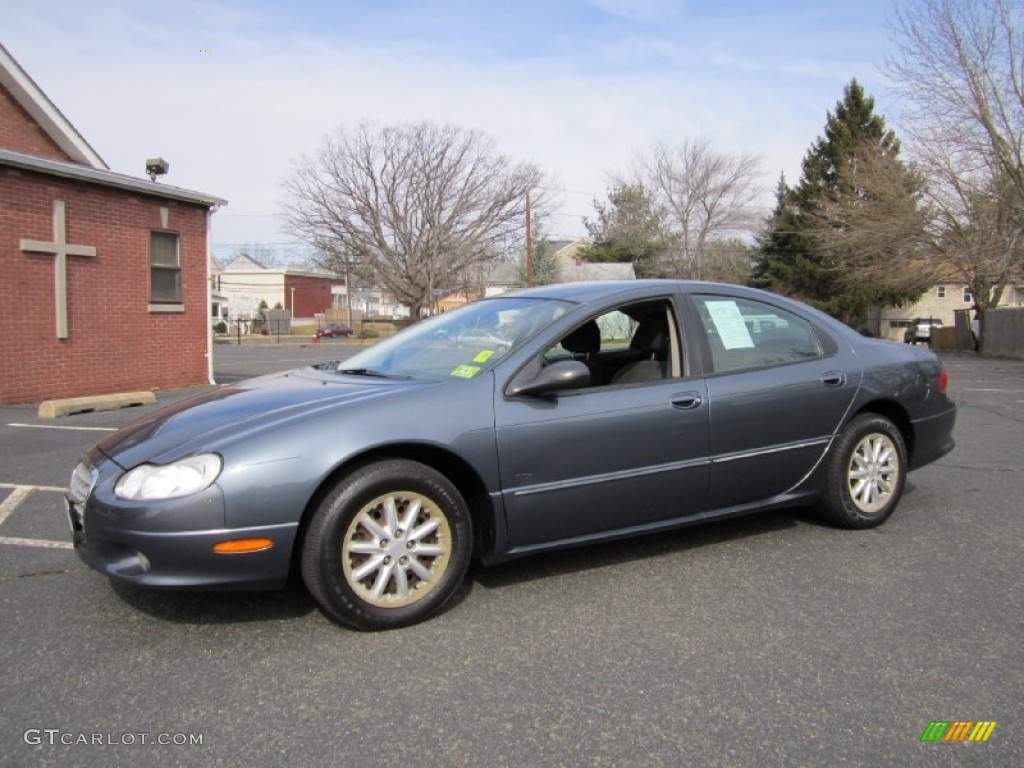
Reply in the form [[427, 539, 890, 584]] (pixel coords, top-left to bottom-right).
[[920, 721, 997, 742]]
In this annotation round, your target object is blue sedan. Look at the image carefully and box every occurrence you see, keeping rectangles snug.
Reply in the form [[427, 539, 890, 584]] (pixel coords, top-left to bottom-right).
[[67, 281, 956, 629]]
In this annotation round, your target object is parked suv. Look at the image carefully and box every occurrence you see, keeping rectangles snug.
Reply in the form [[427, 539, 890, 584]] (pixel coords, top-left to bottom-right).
[[904, 317, 943, 345]]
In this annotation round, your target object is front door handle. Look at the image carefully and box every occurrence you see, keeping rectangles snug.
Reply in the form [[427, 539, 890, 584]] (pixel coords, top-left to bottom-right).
[[670, 391, 703, 410], [820, 371, 846, 387]]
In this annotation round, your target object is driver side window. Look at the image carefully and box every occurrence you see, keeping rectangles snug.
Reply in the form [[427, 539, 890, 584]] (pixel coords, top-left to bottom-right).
[[543, 300, 683, 387]]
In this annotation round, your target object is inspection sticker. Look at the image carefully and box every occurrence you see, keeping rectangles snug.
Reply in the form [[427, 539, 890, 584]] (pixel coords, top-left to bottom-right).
[[472, 350, 495, 363], [451, 365, 481, 378]]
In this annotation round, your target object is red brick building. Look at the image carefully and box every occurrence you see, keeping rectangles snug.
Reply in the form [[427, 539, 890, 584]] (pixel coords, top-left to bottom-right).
[[213, 254, 345, 323], [0, 43, 225, 405]]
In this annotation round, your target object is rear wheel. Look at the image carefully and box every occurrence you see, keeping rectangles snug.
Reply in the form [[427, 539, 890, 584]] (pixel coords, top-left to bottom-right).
[[302, 459, 472, 630], [818, 414, 907, 529]]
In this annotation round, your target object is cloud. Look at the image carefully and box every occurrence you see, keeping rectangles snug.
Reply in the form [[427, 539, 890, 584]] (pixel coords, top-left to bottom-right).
[[587, 0, 686, 24], [1, 0, 897, 248]]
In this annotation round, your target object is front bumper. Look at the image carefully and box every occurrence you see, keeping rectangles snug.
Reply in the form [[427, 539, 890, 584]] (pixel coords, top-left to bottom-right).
[[66, 463, 299, 590], [69, 506, 298, 589]]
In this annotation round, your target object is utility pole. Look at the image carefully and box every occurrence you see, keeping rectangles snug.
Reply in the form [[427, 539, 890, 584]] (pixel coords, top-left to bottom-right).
[[525, 189, 533, 287], [343, 261, 353, 324]]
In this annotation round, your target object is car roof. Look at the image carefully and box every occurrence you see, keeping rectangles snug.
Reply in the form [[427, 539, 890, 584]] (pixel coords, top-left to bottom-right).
[[498, 279, 749, 304], [493, 279, 861, 341], [495, 278, 823, 307]]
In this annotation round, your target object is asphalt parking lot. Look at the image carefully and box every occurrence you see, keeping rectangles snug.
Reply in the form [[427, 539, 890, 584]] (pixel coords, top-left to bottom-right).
[[0, 350, 1021, 767]]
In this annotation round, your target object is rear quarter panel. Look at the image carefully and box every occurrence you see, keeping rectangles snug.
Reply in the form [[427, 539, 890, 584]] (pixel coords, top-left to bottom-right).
[[849, 339, 956, 468]]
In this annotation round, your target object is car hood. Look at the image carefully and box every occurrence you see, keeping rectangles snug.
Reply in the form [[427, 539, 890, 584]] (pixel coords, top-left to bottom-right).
[[95, 368, 424, 469]]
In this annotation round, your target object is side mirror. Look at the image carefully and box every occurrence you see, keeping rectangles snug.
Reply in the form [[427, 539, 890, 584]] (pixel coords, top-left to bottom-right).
[[507, 360, 591, 397]]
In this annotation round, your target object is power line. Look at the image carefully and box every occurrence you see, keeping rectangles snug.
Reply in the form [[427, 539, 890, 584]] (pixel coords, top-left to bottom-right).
[[212, 241, 308, 247], [215, 212, 288, 218]]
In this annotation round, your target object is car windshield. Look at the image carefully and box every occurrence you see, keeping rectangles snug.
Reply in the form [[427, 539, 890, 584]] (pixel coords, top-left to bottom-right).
[[334, 297, 572, 381]]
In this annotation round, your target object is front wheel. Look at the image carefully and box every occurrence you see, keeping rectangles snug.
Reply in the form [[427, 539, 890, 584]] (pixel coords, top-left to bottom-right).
[[818, 414, 907, 529], [301, 459, 472, 630]]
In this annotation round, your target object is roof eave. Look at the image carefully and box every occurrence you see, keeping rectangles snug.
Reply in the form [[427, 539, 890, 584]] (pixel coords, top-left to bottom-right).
[[0, 42, 108, 169], [0, 148, 227, 208]]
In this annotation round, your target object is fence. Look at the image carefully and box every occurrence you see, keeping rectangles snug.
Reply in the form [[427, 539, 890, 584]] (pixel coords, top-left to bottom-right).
[[983, 307, 1024, 358]]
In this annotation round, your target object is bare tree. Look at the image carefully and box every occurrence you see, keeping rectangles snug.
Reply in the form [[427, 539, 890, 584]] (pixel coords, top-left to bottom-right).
[[700, 238, 756, 285], [282, 122, 545, 317], [888, 0, 1024, 327], [928, 166, 1023, 338], [231, 243, 284, 268], [626, 137, 764, 279]]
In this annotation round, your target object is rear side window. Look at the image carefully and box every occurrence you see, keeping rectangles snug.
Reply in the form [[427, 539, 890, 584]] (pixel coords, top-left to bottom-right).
[[694, 295, 821, 373]]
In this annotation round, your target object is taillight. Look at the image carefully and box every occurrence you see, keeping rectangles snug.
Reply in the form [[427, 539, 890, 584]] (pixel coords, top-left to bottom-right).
[[938, 367, 948, 394]]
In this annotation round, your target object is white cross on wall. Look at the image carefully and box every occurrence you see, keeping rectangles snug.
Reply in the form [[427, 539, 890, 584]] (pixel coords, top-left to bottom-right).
[[20, 200, 98, 339]]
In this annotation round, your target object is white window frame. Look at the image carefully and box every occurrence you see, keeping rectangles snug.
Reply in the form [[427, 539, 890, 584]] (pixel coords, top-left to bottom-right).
[[149, 230, 184, 312]]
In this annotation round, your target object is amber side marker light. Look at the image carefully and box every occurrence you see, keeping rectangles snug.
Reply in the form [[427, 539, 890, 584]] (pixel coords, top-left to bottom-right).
[[213, 538, 274, 554]]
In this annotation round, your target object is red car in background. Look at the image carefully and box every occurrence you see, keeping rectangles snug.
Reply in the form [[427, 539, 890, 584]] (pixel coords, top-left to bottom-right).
[[317, 323, 353, 338]]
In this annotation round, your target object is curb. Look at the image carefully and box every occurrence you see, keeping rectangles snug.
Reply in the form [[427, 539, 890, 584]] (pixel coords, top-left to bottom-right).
[[38, 391, 156, 419]]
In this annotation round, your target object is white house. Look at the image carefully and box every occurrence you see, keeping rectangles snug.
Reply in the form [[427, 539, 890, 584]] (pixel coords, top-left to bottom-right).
[[213, 254, 345, 323], [880, 281, 1023, 341]]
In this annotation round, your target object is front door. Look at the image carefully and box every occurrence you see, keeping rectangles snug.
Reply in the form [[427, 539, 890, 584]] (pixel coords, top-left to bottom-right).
[[494, 299, 710, 551]]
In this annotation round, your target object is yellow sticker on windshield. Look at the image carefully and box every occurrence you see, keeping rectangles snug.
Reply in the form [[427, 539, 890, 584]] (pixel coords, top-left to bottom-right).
[[473, 350, 494, 363], [451, 365, 481, 379]]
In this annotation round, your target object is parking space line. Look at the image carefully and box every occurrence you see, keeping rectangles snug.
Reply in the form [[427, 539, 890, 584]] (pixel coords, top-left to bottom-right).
[[0, 485, 34, 526], [0, 484, 74, 551], [0, 536, 72, 550], [0, 482, 65, 493], [7, 423, 116, 431]]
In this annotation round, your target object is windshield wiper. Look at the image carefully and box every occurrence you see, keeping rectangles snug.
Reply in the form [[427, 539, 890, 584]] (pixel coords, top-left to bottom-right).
[[335, 367, 411, 380]]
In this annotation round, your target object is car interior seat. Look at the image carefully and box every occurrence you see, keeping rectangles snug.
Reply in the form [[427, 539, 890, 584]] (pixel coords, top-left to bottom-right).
[[560, 320, 603, 386], [610, 312, 670, 384]]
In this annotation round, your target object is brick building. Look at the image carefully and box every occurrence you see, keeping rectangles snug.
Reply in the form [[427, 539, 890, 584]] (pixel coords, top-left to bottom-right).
[[0, 43, 225, 405], [213, 254, 344, 323]]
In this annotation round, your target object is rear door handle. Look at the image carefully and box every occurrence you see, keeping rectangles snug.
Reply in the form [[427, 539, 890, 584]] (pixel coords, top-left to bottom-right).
[[670, 391, 703, 410], [820, 371, 846, 387]]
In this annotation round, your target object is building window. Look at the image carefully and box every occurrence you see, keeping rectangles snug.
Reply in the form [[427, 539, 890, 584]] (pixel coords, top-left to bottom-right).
[[150, 231, 181, 303], [936, 285, 946, 299], [963, 286, 973, 304]]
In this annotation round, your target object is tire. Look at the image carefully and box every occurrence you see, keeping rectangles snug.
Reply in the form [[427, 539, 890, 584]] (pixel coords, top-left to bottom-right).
[[817, 413, 907, 529], [301, 459, 472, 630]]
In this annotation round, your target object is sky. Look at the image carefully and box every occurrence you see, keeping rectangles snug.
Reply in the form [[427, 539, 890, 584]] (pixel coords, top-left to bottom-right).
[[1, 0, 903, 259]]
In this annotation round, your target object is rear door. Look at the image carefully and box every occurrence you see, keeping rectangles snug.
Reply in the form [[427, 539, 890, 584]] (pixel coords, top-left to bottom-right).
[[688, 293, 860, 509]]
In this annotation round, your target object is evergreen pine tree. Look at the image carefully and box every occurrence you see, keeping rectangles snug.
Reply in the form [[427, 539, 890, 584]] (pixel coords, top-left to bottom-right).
[[580, 184, 674, 278], [753, 79, 924, 325]]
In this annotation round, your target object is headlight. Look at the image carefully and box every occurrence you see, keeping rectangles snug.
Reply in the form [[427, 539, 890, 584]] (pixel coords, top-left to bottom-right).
[[114, 454, 223, 501]]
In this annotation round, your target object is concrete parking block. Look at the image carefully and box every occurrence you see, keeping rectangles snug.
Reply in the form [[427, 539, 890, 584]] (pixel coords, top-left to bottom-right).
[[37, 390, 155, 418]]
